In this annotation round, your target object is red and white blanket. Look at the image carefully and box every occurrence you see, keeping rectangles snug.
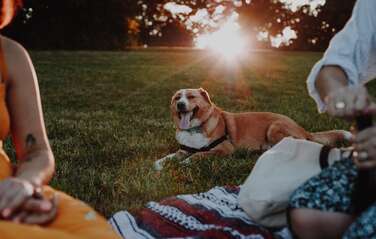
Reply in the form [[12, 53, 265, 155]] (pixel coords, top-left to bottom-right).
[[109, 186, 292, 239]]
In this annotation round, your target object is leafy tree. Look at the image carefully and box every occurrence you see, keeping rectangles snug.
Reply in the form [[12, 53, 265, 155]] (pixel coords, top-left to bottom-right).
[[4, 0, 134, 49], [2, 0, 357, 50], [135, 0, 357, 50]]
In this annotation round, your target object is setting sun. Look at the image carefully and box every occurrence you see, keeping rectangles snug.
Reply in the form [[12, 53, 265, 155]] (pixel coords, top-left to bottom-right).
[[194, 14, 248, 61]]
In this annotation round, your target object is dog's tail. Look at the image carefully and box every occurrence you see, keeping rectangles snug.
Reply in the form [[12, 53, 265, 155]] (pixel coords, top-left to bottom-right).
[[310, 130, 353, 146]]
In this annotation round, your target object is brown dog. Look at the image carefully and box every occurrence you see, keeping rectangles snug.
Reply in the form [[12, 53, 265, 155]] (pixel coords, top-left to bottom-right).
[[154, 88, 351, 170]]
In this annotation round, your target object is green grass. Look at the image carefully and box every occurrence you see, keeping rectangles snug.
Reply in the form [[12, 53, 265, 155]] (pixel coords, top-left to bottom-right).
[[5, 49, 361, 217]]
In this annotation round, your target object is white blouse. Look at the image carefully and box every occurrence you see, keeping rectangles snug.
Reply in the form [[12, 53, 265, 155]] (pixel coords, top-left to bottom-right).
[[307, 0, 376, 112]]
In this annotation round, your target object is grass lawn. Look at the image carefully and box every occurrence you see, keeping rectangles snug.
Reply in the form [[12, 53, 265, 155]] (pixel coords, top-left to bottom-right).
[[6, 49, 359, 217]]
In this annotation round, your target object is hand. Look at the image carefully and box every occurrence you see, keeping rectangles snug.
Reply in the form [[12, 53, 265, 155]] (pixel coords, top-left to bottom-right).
[[0, 178, 34, 219], [11, 194, 58, 225], [325, 85, 376, 119], [354, 126, 376, 169]]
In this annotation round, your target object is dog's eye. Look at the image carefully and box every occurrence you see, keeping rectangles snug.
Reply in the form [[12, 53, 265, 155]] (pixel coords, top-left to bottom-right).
[[187, 95, 195, 99], [175, 96, 181, 101]]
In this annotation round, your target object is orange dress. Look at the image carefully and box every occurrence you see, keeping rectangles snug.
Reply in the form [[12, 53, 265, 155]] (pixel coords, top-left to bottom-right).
[[0, 43, 120, 238]]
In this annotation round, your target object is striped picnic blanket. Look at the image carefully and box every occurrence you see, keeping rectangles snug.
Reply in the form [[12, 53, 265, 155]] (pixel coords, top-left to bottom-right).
[[109, 186, 292, 239]]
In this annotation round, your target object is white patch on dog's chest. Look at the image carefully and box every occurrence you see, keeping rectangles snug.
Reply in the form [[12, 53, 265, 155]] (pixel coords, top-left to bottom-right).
[[176, 131, 210, 149]]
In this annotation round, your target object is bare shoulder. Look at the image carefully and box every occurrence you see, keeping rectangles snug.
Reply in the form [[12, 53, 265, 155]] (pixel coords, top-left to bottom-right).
[[1, 35, 29, 61], [0, 35, 34, 85]]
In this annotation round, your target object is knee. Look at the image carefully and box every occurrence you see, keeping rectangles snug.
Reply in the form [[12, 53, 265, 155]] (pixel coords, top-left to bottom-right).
[[289, 208, 318, 238]]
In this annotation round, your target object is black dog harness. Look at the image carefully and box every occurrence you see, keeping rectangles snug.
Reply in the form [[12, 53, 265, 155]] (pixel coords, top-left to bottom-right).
[[180, 134, 229, 154], [179, 124, 230, 154]]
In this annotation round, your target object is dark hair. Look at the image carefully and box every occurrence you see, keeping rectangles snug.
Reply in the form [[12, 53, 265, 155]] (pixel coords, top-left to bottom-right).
[[0, 0, 22, 29]]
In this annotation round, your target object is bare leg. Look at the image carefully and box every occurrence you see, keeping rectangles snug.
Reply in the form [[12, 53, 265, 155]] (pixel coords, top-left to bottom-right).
[[290, 208, 354, 239]]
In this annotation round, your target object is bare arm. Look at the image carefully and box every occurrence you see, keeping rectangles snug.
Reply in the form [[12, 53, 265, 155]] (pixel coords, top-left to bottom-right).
[[2, 36, 54, 187], [315, 64, 373, 118], [307, 0, 376, 113], [315, 66, 349, 102]]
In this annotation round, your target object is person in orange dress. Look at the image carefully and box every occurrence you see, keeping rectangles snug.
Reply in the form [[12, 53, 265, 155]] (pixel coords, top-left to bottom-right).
[[0, 1, 120, 238]]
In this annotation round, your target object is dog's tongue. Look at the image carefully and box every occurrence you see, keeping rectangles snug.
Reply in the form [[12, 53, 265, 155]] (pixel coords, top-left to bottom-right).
[[179, 112, 191, 130]]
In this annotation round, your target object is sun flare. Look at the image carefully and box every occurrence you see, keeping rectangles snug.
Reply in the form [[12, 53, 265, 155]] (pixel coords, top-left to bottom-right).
[[194, 14, 248, 61]]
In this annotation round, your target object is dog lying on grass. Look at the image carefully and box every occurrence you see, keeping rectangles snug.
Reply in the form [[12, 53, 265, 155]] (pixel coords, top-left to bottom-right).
[[154, 88, 351, 170]]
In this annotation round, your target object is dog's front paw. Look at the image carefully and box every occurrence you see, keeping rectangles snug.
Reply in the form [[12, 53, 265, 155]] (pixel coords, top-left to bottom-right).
[[180, 157, 192, 165], [154, 160, 164, 171], [153, 153, 177, 171]]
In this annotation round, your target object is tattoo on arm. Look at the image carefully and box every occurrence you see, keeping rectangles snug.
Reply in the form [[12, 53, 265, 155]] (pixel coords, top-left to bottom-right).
[[26, 134, 37, 149], [24, 134, 37, 162]]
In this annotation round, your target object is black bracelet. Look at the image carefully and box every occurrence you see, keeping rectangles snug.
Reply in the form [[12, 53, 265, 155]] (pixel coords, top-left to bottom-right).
[[33, 186, 44, 199]]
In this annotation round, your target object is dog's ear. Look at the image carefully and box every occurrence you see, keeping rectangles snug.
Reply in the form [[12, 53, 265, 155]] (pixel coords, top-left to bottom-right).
[[171, 94, 175, 105], [171, 93, 178, 106], [171, 90, 180, 105], [199, 88, 212, 104]]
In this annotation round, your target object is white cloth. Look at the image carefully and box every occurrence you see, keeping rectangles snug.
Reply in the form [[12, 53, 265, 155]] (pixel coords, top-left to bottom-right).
[[238, 137, 341, 228], [307, 0, 376, 112]]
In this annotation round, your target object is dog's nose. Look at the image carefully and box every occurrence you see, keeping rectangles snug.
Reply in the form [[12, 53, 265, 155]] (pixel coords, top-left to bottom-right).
[[177, 102, 186, 111]]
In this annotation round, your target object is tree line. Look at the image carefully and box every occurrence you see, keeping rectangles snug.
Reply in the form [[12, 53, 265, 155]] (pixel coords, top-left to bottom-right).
[[3, 0, 356, 51]]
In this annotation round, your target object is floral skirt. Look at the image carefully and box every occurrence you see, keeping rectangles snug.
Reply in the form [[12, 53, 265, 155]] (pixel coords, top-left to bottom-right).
[[289, 157, 376, 238]]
